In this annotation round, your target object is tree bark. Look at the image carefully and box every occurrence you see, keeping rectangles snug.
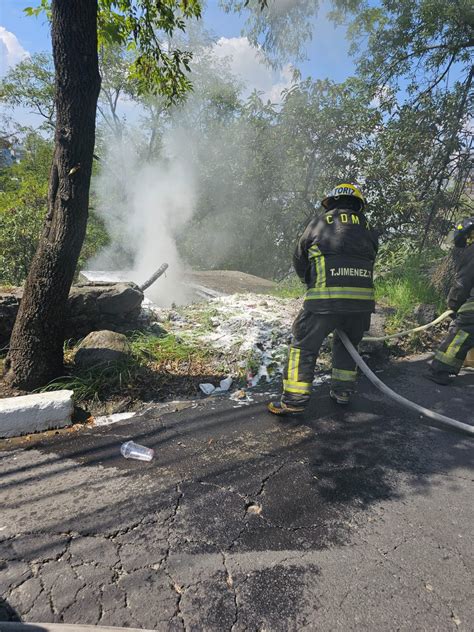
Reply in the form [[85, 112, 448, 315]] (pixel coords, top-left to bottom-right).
[[5, 0, 101, 389]]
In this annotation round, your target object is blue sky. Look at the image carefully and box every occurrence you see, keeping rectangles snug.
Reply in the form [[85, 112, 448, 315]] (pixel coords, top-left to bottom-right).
[[0, 0, 355, 85]]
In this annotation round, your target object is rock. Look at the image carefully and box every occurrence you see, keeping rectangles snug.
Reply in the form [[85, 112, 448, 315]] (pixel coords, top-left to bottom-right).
[[147, 322, 168, 337], [358, 308, 392, 357], [67, 283, 143, 336], [0, 390, 74, 438], [73, 330, 131, 370], [413, 303, 437, 325], [96, 283, 143, 314], [0, 283, 144, 347]]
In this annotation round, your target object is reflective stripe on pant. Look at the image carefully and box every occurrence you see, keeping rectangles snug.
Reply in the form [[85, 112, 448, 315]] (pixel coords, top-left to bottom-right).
[[281, 310, 371, 407], [431, 322, 473, 375]]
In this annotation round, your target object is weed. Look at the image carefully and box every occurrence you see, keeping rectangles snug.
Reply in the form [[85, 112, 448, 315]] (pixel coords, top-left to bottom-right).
[[245, 349, 261, 375], [271, 276, 305, 299], [130, 331, 209, 364], [39, 358, 139, 403], [375, 255, 444, 330]]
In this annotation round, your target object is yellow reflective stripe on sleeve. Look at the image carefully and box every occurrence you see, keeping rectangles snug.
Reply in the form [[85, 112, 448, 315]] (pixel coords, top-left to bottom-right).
[[332, 368, 357, 381], [445, 330, 469, 357], [308, 245, 326, 289], [283, 379, 312, 394], [305, 287, 375, 301], [316, 254, 326, 288]]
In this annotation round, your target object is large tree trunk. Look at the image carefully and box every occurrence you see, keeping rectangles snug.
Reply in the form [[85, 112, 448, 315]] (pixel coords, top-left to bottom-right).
[[5, 0, 101, 389]]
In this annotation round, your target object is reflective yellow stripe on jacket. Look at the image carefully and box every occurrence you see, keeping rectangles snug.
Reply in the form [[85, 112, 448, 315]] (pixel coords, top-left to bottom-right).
[[305, 287, 375, 301]]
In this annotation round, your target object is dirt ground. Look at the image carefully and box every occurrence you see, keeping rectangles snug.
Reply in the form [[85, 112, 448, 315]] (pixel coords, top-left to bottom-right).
[[188, 269, 276, 295]]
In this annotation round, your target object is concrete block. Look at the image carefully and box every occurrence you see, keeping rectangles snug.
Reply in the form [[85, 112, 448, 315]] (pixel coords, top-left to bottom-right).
[[0, 390, 74, 438]]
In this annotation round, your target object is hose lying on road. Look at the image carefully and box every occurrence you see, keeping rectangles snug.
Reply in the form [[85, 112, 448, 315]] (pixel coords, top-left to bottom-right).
[[362, 310, 454, 342], [335, 328, 474, 436]]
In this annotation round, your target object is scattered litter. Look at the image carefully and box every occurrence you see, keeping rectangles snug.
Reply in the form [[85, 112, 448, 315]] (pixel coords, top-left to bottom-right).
[[120, 440, 154, 461], [199, 376, 233, 396], [230, 390, 254, 406], [232, 389, 248, 400], [313, 374, 330, 386], [219, 376, 233, 391], [157, 294, 300, 387], [451, 613, 461, 626], [246, 502, 262, 515], [94, 412, 136, 426]]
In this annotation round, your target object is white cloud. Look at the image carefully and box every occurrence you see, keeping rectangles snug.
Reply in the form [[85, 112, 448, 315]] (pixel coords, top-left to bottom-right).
[[212, 36, 294, 103], [0, 27, 29, 75]]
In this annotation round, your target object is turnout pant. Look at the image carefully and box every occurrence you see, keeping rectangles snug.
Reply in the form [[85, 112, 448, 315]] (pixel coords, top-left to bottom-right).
[[282, 309, 371, 407], [430, 317, 474, 377]]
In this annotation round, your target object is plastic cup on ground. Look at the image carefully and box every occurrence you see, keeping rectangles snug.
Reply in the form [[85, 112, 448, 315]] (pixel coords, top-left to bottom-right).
[[120, 441, 154, 461]]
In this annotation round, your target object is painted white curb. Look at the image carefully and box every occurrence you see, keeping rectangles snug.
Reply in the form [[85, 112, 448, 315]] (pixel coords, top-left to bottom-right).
[[0, 625, 155, 632], [0, 390, 74, 438]]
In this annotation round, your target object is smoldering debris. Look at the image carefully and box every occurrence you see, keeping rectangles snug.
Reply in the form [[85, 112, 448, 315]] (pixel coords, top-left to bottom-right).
[[152, 293, 331, 388]]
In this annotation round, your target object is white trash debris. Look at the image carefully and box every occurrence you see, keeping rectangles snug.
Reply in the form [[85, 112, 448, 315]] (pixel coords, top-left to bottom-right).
[[199, 383, 216, 395], [95, 412, 136, 426], [219, 376, 233, 391], [157, 294, 299, 386], [199, 376, 233, 396]]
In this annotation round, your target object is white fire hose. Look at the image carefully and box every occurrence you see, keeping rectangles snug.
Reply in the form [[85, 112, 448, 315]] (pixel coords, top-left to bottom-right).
[[362, 309, 454, 342], [335, 322, 474, 436]]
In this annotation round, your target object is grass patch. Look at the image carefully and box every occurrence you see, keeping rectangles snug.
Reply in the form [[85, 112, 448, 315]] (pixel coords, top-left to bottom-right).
[[375, 256, 444, 330], [39, 331, 216, 407], [130, 331, 210, 364], [39, 359, 139, 403], [272, 276, 305, 298]]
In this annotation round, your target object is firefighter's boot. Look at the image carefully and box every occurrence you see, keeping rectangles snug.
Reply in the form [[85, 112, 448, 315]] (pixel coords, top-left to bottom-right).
[[330, 390, 351, 405], [425, 371, 452, 386], [267, 401, 305, 416]]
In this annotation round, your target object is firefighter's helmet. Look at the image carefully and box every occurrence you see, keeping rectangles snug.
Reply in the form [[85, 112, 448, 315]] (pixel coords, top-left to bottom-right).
[[452, 217, 474, 248], [321, 183, 365, 210]]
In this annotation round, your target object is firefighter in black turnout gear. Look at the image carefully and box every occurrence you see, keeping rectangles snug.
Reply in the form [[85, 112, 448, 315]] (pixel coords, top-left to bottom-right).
[[427, 217, 474, 385], [269, 183, 379, 416]]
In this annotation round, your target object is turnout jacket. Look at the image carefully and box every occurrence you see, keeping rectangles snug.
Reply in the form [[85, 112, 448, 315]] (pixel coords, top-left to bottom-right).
[[448, 244, 474, 321], [294, 207, 379, 313]]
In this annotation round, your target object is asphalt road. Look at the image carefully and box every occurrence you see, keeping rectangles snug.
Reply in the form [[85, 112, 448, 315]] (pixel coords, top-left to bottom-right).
[[1, 355, 473, 631]]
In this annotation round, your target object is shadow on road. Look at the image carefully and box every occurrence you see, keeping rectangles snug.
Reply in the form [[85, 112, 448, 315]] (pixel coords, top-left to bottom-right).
[[1, 355, 472, 557], [0, 596, 21, 622]]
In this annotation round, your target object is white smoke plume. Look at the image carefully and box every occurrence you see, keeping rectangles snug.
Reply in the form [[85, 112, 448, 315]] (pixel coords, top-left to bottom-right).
[[89, 128, 196, 306]]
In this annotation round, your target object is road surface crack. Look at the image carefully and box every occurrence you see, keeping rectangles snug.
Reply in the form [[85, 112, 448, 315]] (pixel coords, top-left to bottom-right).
[[256, 462, 287, 498], [221, 551, 238, 631]]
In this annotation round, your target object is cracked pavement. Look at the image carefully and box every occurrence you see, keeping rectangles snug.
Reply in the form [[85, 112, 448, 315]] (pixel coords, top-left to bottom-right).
[[0, 355, 473, 631]]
